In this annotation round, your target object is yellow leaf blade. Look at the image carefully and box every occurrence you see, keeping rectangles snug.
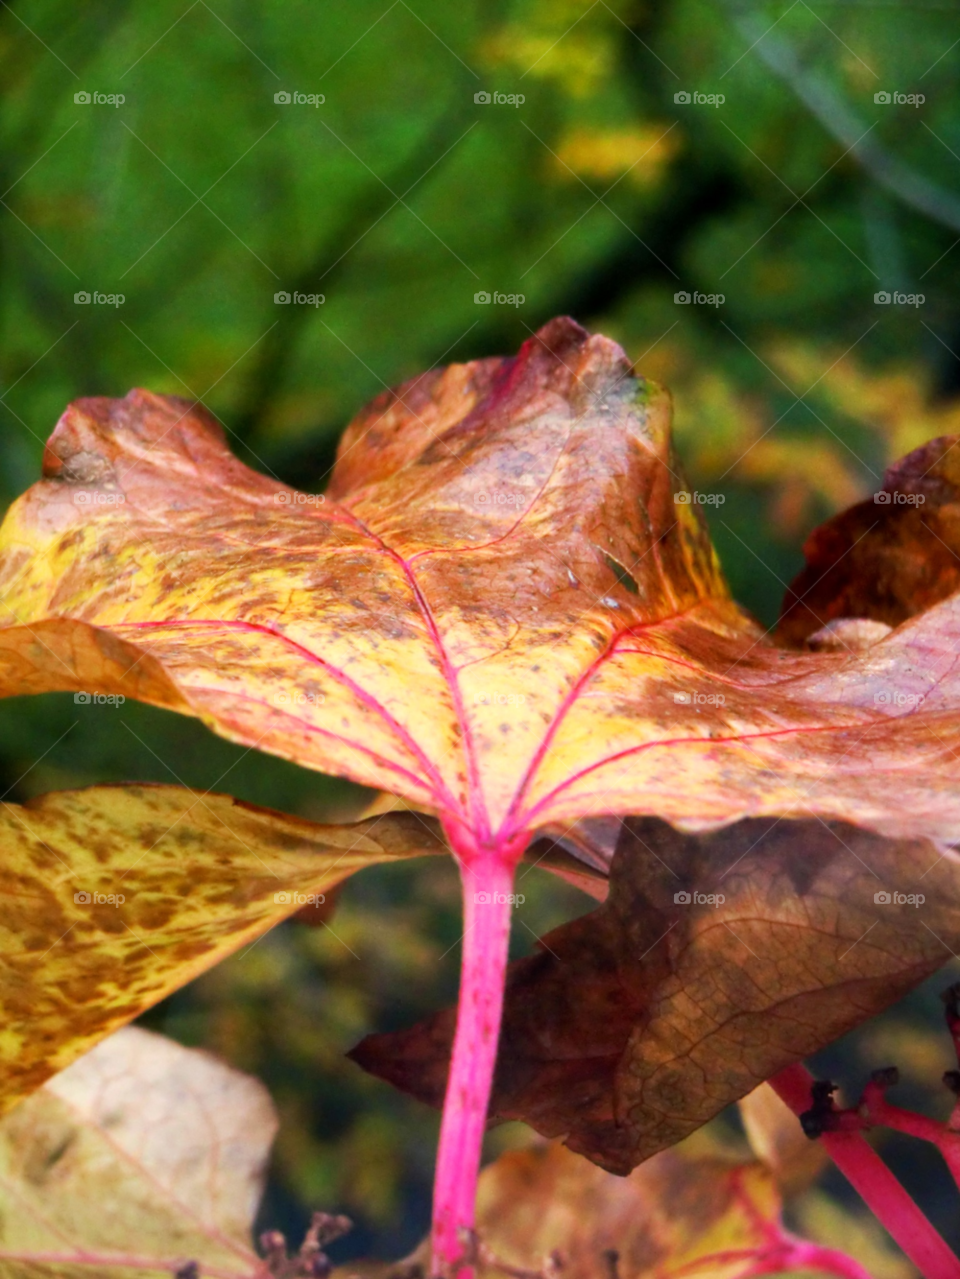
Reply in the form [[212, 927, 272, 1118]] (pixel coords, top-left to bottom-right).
[[0, 784, 443, 1116]]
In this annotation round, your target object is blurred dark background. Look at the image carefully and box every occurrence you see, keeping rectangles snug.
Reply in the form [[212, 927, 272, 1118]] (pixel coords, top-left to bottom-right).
[[2, 0, 960, 1268]]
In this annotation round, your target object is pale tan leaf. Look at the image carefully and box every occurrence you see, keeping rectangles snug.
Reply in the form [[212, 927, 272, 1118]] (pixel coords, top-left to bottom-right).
[[0, 1026, 274, 1277]]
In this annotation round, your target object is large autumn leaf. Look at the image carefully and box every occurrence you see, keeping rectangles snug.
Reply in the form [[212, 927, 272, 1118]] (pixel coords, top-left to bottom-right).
[[0, 784, 442, 1117], [353, 814, 960, 1173], [5, 316, 960, 1274], [1, 317, 960, 845]]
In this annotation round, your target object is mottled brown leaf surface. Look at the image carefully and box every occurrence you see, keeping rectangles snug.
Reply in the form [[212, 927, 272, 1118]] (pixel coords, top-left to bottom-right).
[[2, 320, 960, 845], [0, 785, 442, 1115], [779, 433, 960, 646], [0, 1026, 272, 1277], [352, 815, 960, 1173]]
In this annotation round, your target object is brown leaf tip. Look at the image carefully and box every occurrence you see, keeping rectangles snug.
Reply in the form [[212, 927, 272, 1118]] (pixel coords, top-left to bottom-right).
[[42, 388, 228, 481]]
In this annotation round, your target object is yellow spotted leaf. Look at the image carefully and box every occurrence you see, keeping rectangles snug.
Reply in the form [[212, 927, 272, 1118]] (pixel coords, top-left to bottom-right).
[[0, 784, 443, 1116]]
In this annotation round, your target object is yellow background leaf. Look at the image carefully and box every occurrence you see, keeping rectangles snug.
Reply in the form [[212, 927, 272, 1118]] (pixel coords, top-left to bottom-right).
[[0, 1025, 273, 1277], [0, 785, 442, 1116]]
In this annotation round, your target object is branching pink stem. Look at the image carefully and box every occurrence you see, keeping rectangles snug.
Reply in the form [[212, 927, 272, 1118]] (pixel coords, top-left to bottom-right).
[[864, 1095, 960, 1191], [431, 822, 531, 1279], [770, 1063, 960, 1279], [666, 1240, 874, 1278], [773, 1240, 878, 1278]]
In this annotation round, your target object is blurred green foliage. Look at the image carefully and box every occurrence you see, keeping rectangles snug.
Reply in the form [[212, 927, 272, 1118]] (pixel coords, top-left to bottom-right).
[[3, 0, 960, 1262]]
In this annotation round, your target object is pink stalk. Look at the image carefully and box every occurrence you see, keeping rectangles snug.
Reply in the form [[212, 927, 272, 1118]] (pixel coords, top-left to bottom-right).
[[861, 1085, 960, 1192], [770, 1063, 960, 1279], [431, 823, 530, 1279]]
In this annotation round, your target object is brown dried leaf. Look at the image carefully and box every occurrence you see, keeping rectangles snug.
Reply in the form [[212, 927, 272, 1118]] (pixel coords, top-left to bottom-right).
[[779, 434, 960, 646], [352, 815, 960, 1173]]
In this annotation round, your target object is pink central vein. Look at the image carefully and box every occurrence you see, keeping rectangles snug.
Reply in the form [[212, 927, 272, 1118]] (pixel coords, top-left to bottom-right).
[[116, 608, 882, 846], [501, 605, 707, 829], [335, 506, 492, 841]]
